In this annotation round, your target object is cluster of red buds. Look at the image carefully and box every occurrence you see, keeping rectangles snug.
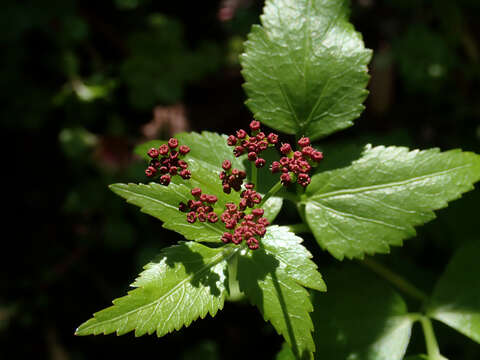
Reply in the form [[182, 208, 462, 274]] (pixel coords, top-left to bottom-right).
[[179, 188, 219, 224], [226, 120, 279, 168], [220, 204, 269, 250], [145, 138, 191, 186], [271, 137, 323, 187], [219, 160, 247, 194]]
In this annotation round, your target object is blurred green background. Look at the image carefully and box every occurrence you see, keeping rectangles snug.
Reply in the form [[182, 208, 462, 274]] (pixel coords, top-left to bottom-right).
[[3, 0, 480, 359]]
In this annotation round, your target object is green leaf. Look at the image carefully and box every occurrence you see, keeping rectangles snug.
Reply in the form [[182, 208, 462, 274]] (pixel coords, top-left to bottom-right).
[[76, 241, 236, 337], [427, 241, 480, 343], [238, 226, 325, 360], [305, 145, 480, 259], [276, 342, 295, 360], [110, 180, 226, 243], [311, 265, 413, 360], [241, 0, 372, 140]]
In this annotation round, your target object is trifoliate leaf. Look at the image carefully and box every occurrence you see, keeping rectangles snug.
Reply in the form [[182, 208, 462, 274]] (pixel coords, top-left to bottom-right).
[[311, 265, 413, 360], [238, 226, 325, 360], [427, 242, 480, 343], [76, 241, 237, 337], [305, 146, 480, 259], [241, 0, 372, 140]]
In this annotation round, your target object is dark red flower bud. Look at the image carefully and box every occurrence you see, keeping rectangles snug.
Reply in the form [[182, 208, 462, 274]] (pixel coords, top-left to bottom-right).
[[280, 143, 292, 155], [207, 195, 218, 204], [280, 173, 291, 186], [159, 166, 168, 174], [280, 157, 290, 166], [232, 234, 243, 244], [222, 160, 232, 170], [223, 184, 231, 194], [227, 135, 237, 146], [168, 138, 179, 149], [226, 203, 237, 212], [169, 151, 179, 160], [148, 148, 160, 158], [267, 133, 279, 144], [187, 211, 197, 223], [200, 194, 208, 202], [178, 160, 188, 169], [191, 188, 202, 197], [258, 217, 269, 226], [207, 212, 218, 223], [248, 152, 257, 161], [198, 212, 207, 222], [247, 237, 259, 250], [169, 166, 178, 175], [179, 202, 188, 212], [293, 151, 302, 160], [150, 159, 160, 169], [258, 141, 268, 151], [179, 145, 190, 155], [226, 221, 236, 230], [298, 173, 311, 187], [311, 151, 324, 162], [236, 129, 247, 139], [145, 166, 157, 177], [252, 208, 264, 217], [255, 224, 266, 236], [244, 183, 255, 190], [221, 232, 233, 243], [250, 120, 261, 131], [180, 169, 191, 179], [301, 146, 314, 156], [271, 161, 281, 173], [256, 132, 266, 141], [238, 170, 247, 179], [234, 146, 245, 157], [160, 174, 171, 185], [247, 143, 257, 152], [239, 198, 247, 210], [159, 144, 169, 155], [298, 137, 310, 148], [255, 158, 266, 168]]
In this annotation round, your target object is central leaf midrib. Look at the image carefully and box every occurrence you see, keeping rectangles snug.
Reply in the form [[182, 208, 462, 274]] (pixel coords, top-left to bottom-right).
[[308, 164, 471, 201], [81, 247, 239, 331]]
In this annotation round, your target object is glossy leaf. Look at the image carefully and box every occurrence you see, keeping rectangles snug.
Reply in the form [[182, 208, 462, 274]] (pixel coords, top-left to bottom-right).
[[305, 146, 480, 259], [241, 0, 372, 140], [311, 265, 413, 360], [76, 241, 236, 337], [427, 241, 480, 343], [238, 226, 325, 360]]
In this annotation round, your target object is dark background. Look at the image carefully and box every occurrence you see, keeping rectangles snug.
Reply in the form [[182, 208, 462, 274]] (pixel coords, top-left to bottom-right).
[[3, 0, 480, 359]]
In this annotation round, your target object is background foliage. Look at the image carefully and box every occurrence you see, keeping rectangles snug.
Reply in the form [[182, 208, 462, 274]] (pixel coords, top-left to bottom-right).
[[4, 0, 480, 359]]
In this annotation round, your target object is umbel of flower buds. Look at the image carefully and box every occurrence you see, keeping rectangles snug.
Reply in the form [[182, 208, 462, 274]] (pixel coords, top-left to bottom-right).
[[179, 188, 219, 224], [271, 136, 323, 187], [219, 183, 268, 250], [145, 137, 191, 185], [227, 120, 278, 168], [219, 160, 247, 194]]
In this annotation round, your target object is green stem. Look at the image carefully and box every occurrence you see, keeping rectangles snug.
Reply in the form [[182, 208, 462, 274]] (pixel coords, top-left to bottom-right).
[[420, 316, 448, 360], [251, 162, 258, 187], [286, 223, 310, 234], [260, 180, 283, 206], [360, 257, 429, 303]]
